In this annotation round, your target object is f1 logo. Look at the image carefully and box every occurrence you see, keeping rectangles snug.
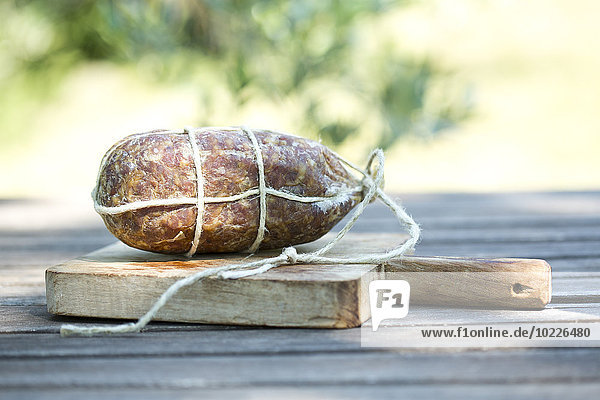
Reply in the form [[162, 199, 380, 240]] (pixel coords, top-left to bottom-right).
[[369, 280, 410, 331]]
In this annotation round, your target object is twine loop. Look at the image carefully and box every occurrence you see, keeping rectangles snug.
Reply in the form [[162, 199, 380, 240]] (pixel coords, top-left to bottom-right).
[[361, 148, 384, 203]]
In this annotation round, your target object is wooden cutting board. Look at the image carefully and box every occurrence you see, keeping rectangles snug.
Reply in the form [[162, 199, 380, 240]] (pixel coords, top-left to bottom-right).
[[45, 232, 551, 328], [46, 233, 401, 328]]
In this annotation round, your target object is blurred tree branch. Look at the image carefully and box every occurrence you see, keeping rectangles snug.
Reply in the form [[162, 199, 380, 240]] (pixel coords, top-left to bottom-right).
[[1, 0, 471, 150]]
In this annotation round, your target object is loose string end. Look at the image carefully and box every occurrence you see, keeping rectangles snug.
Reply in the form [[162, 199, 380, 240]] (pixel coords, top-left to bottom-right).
[[60, 322, 139, 337]]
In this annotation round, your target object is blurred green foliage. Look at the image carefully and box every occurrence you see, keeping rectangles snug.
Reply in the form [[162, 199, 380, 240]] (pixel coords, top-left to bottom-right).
[[0, 0, 470, 149]]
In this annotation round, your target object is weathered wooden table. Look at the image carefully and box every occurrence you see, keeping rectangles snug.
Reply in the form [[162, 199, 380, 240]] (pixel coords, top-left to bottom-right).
[[1, 192, 599, 399]]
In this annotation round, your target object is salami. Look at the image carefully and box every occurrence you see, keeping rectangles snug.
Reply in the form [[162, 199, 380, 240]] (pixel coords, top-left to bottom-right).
[[93, 127, 363, 255]]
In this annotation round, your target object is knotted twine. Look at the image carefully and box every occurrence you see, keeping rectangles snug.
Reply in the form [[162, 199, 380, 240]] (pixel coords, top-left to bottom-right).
[[60, 127, 420, 336]]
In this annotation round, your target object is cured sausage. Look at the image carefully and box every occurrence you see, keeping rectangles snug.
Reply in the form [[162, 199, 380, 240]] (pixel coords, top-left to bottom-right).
[[93, 127, 362, 255]]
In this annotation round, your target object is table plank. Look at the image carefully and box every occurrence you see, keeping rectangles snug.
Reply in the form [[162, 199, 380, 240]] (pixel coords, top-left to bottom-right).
[[3, 302, 599, 335], [1, 349, 599, 388], [3, 383, 600, 400]]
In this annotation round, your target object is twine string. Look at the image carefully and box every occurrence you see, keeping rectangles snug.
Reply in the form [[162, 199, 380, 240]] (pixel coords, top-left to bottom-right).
[[243, 126, 268, 253], [184, 127, 205, 257], [61, 127, 420, 337]]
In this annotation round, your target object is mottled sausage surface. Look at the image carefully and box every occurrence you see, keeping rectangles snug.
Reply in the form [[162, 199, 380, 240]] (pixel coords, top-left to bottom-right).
[[94, 128, 362, 254]]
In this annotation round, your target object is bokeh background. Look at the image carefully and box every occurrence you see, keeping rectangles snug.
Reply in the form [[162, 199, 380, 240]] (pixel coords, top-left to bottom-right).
[[1, 0, 599, 201]]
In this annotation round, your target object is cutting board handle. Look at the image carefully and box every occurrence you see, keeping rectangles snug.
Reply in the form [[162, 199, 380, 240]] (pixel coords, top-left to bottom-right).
[[385, 256, 552, 309]]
